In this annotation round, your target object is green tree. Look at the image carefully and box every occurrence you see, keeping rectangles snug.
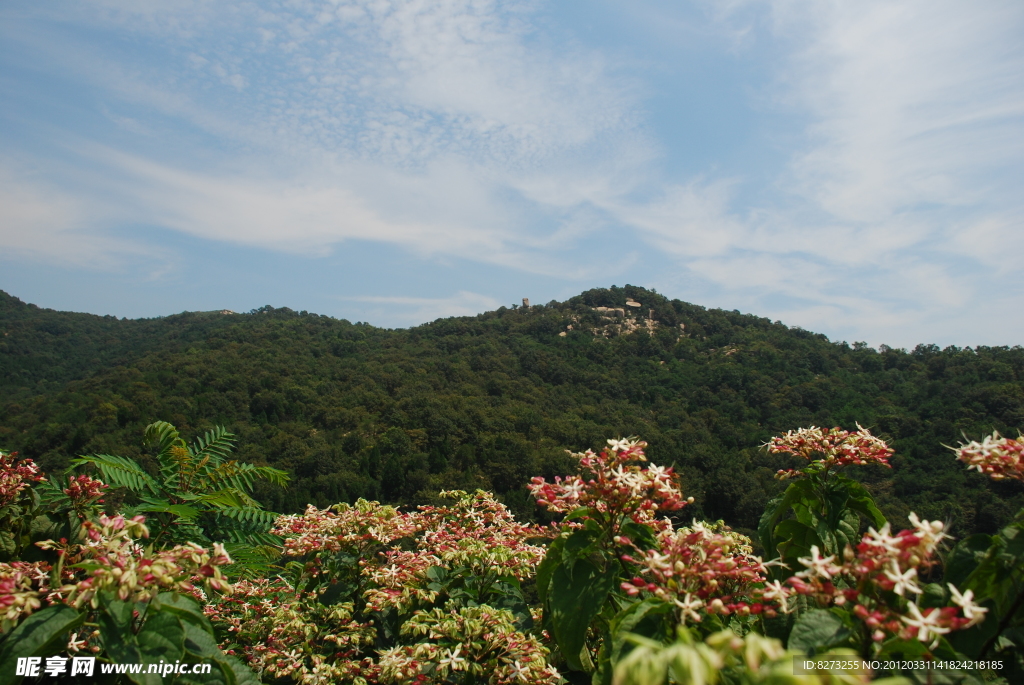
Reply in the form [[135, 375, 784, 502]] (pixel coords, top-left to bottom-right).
[[72, 421, 289, 550]]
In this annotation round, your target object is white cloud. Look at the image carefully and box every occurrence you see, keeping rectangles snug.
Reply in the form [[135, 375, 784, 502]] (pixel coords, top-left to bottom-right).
[[338, 290, 503, 326], [2, 0, 1023, 345], [0, 164, 162, 270]]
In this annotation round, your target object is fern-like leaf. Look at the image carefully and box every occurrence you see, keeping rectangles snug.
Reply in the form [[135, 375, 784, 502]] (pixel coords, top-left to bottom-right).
[[70, 454, 159, 495], [209, 462, 290, 490], [191, 489, 259, 509], [191, 426, 236, 465], [216, 507, 280, 529], [144, 421, 185, 457]]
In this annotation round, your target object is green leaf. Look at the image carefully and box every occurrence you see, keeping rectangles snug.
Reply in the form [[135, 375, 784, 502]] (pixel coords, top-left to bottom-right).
[[549, 558, 619, 672], [619, 520, 658, 550], [562, 527, 600, 574], [607, 598, 673, 665], [758, 479, 816, 560], [98, 599, 141, 665], [138, 610, 185, 658], [71, 453, 159, 495], [840, 478, 887, 529], [535, 536, 563, 605], [774, 519, 823, 572], [788, 608, 852, 654], [0, 605, 84, 683], [192, 426, 236, 464], [136, 501, 200, 519], [145, 421, 185, 458], [156, 592, 214, 633]]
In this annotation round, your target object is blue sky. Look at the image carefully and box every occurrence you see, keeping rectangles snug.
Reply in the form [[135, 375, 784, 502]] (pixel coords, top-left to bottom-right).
[[2, 0, 1022, 348]]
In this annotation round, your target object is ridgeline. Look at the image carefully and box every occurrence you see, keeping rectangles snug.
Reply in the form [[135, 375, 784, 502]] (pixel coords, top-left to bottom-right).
[[1, 286, 1021, 539]]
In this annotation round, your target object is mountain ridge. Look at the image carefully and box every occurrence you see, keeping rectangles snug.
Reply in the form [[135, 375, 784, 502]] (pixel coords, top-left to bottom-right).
[[2, 285, 1022, 541]]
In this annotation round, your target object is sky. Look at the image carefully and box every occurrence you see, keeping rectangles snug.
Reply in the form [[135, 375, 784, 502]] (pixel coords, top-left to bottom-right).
[[1, 0, 1022, 348]]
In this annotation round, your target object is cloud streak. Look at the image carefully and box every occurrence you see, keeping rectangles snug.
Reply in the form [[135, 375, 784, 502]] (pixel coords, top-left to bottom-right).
[[1, 0, 1022, 345]]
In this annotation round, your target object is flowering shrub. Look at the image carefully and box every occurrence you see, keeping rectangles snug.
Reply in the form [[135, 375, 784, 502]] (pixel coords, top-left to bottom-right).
[[767, 425, 894, 480], [206, 578, 378, 684], [759, 426, 890, 574], [529, 437, 691, 528], [0, 455, 252, 683], [784, 514, 984, 649], [378, 606, 559, 684], [4, 425, 1019, 683], [936, 430, 1024, 680], [206, 490, 549, 683], [955, 431, 1024, 482], [530, 438, 709, 677], [0, 451, 45, 508], [621, 521, 785, 625], [42, 514, 233, 608]]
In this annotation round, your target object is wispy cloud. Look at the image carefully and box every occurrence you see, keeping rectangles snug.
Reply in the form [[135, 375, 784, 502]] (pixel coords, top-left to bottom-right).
[[1, 0, 1022, 345], [337, 290, 503, 326]]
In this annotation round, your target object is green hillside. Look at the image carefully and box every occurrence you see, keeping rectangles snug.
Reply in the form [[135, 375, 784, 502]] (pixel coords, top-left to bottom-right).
[[1, 286, 1022, 539]]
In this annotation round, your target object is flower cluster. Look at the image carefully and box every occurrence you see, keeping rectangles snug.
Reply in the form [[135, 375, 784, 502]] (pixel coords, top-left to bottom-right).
[[378, 606, 560, 684], [363, 549, 442, 613], [0, 450, 45, 507], [955, 431, 1024, 482], [766, 425, 893, 479], [0, 561, 51, 630], [273, 499, 420, 558], [418, 490, 547, 579], [215, 491, 550, 681], [41, 514, 233, 608], [205, 578, 378, 685], [784, 513, 984, 647], [364, 491, 547, 613], [63, 474, 108, 506], [529, 438, 692, 526], [620, 521, 782, 624]]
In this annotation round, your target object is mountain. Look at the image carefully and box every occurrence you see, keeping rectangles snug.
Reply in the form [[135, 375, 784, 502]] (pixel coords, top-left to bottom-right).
[[1, 286, 1022, 539]]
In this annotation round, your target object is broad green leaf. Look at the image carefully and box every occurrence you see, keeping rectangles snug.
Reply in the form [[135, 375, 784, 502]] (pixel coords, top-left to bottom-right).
[[535, 536, 563, 605], [607, 598, 673, 665], [840, 478, 887, 528], [549, 558, 619, 672], [98, 601, 141, 666], [134, 611, 185, 685], [0, 605, 84, 683], [562, 527, 600, 574], [774, 519, 823, 573], [156, 593, 214, 633], [619, 520, 658, 550], [758, 479, 816, 560], [788, 609, 852, 654]]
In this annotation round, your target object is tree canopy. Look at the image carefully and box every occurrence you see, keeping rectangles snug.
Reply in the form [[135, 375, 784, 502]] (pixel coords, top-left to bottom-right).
[[2, 286, 1022, 539]]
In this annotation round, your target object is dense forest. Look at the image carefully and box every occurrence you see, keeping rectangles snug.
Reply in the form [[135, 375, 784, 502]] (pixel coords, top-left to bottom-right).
[[1, 286, 1022, 542]]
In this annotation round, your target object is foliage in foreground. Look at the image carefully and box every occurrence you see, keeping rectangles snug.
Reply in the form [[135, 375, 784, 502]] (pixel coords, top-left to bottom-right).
[[1, 422, 1023, 683]]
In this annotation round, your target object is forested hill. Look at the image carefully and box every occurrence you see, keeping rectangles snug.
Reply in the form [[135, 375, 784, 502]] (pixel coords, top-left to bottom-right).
[[1, 286, 1022, 540]]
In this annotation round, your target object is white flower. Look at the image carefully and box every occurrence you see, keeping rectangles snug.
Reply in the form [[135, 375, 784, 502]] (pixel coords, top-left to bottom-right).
[[797, 546, 839, 579], [862, 523, 900, 553], [760, 580, 790, 603], [510, 660, 531, 682], [437, 645, 466, 672], [948, 583, 988, 627], [607, 438, 633, 452], [901, 603, 950, 648], [883, 563, 921, 596], [907, 512, 950, 552], [673, 593, 704, 624]]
